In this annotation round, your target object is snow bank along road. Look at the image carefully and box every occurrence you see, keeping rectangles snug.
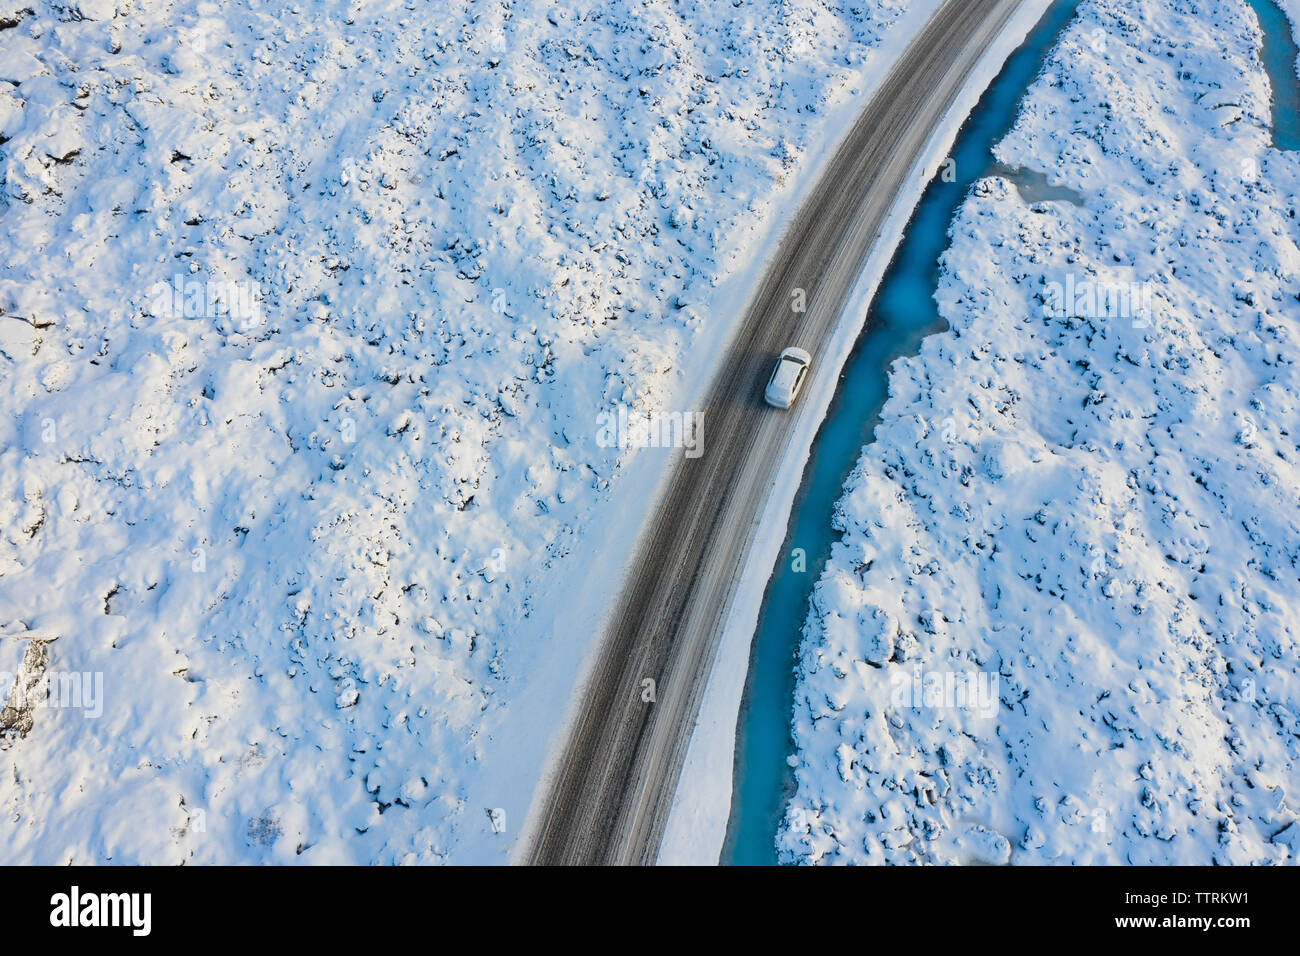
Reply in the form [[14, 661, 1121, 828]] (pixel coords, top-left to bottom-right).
[[526, 0, 1024, 865]]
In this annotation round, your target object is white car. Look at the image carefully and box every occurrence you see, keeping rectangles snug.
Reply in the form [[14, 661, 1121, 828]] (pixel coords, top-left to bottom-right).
[[765, 347, 812, 409]]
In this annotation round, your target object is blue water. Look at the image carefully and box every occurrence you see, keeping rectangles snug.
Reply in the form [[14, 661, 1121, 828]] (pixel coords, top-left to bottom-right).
[[1249, 0, 1300, 151], [721, 0, 1085, 866]]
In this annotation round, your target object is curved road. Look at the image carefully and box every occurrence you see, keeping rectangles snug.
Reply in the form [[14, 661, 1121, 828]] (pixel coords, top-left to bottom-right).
[[527, 0, 1023, 865]]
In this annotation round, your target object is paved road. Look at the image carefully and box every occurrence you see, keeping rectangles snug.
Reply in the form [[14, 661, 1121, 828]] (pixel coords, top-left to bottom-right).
[[527, 0, 1024, 865]]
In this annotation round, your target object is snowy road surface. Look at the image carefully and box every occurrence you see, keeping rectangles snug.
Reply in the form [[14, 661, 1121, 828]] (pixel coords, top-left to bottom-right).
[[526, 0, 1023, 865]]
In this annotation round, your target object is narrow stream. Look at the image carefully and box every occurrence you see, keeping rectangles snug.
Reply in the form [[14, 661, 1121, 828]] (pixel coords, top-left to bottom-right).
[[1248, 0, 1300, 151], [721, 0, 1086, 866]]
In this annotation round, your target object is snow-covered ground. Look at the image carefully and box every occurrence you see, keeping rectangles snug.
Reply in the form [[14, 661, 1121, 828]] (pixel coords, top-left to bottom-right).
[[781, 0, 1300, 864], [0, 0, 930, 863]]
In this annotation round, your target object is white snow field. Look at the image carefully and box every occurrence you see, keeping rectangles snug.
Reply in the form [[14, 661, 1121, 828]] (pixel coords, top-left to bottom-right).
[[0, 0, 929, 863], [780, 0, 1300, 864]]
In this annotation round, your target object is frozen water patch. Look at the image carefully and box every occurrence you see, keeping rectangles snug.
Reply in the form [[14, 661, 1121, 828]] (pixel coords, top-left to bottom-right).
[[988, 162, 1085, 205]]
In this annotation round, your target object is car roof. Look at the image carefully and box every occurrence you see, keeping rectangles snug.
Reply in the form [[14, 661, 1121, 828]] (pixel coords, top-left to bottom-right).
[[772, 356, 802, 391]]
